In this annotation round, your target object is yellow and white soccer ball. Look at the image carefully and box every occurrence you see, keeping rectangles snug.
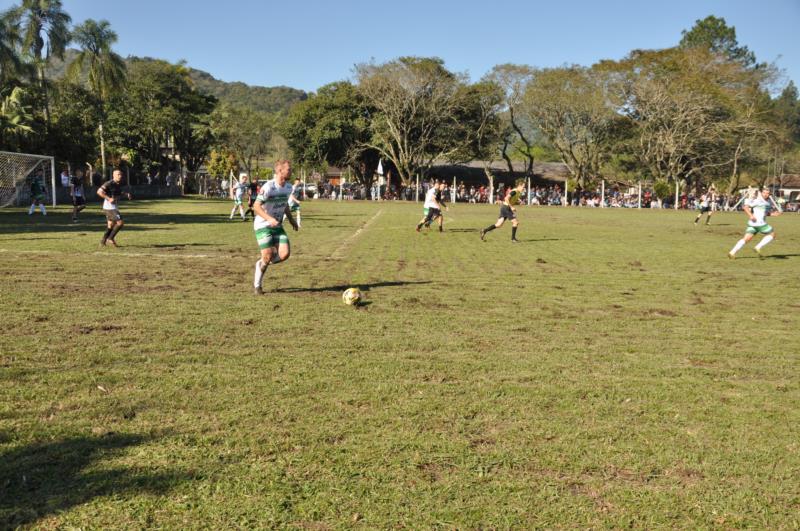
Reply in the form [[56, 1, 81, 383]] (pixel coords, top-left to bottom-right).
[[342, 287, 362, 306]]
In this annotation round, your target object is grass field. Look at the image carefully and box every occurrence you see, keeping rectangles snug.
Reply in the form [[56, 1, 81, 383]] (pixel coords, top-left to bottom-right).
[[1, 198, 799, 529]]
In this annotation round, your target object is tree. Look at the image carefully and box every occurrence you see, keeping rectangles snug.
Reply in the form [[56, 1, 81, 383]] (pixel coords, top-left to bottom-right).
[[483, 64, 537, 176], [105, 59, 215, 179], [68, 18, 126, 177], [7, 0, 71, 127], [211, 103, 272, 177], [356, 57, 503, 184], [0, 85, 34, 146], [615, 47, 778, 192], [48, 79, 100, 165], [521, 65, 620, 186], [0, 13, 25, 85], [283, 81, 380, 188], [679, 15, 756, 67]]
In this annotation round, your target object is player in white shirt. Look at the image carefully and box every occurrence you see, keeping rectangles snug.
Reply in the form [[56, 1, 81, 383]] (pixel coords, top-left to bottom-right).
[[229, 174, 248, 220], [728, 187, 781, 259], [284, 178, 302, 228], [693, 190, 714, 225], [415, 182, 447, 232], [252, 160, 299, 295]]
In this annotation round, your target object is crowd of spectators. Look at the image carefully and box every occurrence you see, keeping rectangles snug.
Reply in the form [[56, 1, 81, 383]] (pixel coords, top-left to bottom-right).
[[197, 175, 791, 213]]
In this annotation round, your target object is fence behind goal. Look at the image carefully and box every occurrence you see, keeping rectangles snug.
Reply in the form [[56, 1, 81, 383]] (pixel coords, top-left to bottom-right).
[[0, 151, 56, 208]]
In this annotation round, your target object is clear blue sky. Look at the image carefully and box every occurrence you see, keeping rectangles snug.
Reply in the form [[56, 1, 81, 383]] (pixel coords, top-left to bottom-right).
[[11, 0, 799, 92]]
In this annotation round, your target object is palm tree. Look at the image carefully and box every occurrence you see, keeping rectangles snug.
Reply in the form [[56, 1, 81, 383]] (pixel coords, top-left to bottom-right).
[[68, 19, 126, 177], [0, 13, 24, 85], [8, 0, 71, 126], [0, 86, 34, 145]]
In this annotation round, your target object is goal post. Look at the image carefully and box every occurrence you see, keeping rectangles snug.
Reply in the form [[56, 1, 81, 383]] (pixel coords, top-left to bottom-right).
[[0, 151, 57, 208]]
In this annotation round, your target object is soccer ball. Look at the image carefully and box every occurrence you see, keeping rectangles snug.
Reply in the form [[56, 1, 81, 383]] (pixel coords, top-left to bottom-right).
[[342, 287, 362, 306]]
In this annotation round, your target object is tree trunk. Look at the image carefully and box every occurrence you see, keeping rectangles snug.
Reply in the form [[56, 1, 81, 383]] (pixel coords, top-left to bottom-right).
[[99, 120, 107, 179], [38, 63, 51, 131]]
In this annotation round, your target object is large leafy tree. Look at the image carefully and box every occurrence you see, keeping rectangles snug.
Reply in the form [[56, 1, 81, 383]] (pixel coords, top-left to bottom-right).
[[210, 103, 272, 177], [679, 15, 756, 67], [483, 64, 537, 177], [611, 46, 779, 192], [0, 14, 25, 85], [7, 0, 71, 127], [0, 85, 34, 147], [521, 65, 620, 187], [48, 79, 100, 165], [282, 81, 380, 188], [68, 18, 126, 176], [356, 57, 503, 184], [105, 59, 215, 178]]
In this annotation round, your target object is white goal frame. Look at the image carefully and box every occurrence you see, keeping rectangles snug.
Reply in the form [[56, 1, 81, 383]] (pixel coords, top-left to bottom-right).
[[0, 150, 57, 208]]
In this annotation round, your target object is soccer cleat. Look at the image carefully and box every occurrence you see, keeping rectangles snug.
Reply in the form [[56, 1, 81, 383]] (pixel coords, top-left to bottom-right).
[[754, 248, 764, 259], [254, 286, 264, 295], [108, 239, 118, 247], [728, 252, 735, 260], [511, 238, 519, 243], [479, 229, 486, 241], [415, 225, 421, 233]]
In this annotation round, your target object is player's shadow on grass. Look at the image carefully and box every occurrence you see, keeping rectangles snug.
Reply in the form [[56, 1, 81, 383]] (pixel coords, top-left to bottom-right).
[[130, 243, 219, 249], [765, 253, 800, 259], [0, 432, 187, 528], [276, 280, 431, 294]]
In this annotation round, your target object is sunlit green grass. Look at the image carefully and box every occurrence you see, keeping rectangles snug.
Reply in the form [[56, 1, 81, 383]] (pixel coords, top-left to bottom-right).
[[1, 198, 799, 528]]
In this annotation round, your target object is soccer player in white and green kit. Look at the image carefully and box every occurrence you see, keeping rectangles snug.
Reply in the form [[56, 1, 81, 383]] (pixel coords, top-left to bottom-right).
[[230, 174, 248, 220], [252, 160, 299, 295], [728, 187, 782, 259]]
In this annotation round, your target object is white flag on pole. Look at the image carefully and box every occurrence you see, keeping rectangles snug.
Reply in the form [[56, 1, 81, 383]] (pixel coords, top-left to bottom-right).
[[377, 159, 384, 176]]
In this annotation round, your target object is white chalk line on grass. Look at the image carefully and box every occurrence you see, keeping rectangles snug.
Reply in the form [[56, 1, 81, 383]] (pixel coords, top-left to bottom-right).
[[327, 209, 383, 261], [0, 248, 213, 259]]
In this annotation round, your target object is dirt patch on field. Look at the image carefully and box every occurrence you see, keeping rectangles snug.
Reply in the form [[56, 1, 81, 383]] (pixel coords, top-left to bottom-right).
[[75, 324, 123, 334], [642, 308, 678, 318]]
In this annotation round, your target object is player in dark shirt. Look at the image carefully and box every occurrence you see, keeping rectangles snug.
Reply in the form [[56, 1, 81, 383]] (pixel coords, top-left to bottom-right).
[[480, 180, 525, 242], [70, 169, 86, 222], [97, 170, 132, 246], [244, 179, 259, 220]]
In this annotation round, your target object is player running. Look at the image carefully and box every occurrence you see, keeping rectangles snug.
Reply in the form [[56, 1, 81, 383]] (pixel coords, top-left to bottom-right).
[[286, 178, 303, 228], [70, 169, 86, 222], [252, 160, 299, 295], [416, 182, 447, 232], [28, 169, 47, 216], [728, 187, 781, 259], [97, 169, 132, 247], [244, 177, 259, 220], [229, 174, 248, 221], [480, 179, 525, 242], [694, 190, 714, 225]]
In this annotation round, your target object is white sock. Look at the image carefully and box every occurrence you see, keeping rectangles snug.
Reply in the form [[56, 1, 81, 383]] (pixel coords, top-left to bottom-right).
[[254, 259, 266, 288], [40, 204, 46, 215], [28, 205, 34, 214], [239, 206, 245, 219], [296, 211, 301, 227], [755, 234, 773, 251], [730, 239, 747, 255]]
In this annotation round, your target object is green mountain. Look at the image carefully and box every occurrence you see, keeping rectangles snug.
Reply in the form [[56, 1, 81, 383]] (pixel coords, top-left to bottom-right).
[[46, 50, 307, 115]]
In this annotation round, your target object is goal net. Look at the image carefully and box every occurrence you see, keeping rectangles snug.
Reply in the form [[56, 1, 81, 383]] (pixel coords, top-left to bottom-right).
[[0, 151, 56, 208]]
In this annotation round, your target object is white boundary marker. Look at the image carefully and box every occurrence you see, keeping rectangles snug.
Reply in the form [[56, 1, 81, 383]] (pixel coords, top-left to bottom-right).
[[327, 209, 383, 261]]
